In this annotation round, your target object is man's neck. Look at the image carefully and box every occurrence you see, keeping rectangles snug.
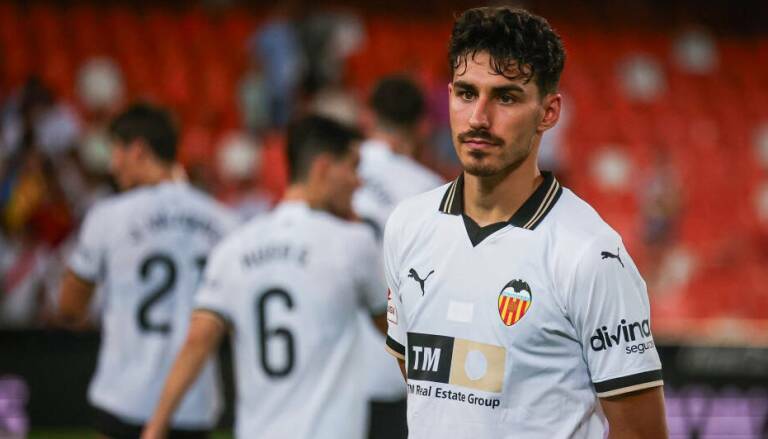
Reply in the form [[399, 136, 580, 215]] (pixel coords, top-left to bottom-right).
[[140, 164, 175, 187], [463, 160, 543, 227], [283, 184, 317, 208]]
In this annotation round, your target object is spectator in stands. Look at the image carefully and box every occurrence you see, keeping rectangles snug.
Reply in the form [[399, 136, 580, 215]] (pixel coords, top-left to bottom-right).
[[306, 84, 361, 128], [248, 3, 304, 128], [215, 132, 273, 220], [64, 57, 125, 218], [0, 77, 80, 159], [238, 58, 271, 135], [641, 146, 682, 291], [0, 77, 89, 328], [298, 8, 364, 96], [76, 58, 124, 115], [0, 135, 68, 328], [0, 204, 53, 328]]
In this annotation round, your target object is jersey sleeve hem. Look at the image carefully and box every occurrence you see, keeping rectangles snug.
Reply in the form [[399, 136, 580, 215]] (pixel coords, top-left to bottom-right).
[[594, 369, 663, 398], [193, 307, 233, 328], [385, 335, 406, 360], [67, 265, 98, 284], [596, 380, 664, 398]]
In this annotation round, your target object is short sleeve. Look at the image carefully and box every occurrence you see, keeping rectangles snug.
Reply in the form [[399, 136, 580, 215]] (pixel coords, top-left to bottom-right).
[[382, 213, 406, 361], [568, 233, 663, 398], [194, 243, 236, 327], [68, 204, 108, 282], [351, 226, 388, 315], [353, 189, 388, 241]]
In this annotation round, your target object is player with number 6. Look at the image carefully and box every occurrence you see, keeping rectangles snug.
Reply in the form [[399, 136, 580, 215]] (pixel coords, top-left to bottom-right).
[[141, 115, 388, 439]]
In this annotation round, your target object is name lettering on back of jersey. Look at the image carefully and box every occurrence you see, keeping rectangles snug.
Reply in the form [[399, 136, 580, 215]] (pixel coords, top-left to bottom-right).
[[600, 248, 624, 268], [497, 279, 533, 326], [129, 212, 222, 245], [407, 268, 434, 295], [242, 244, 308, 269], [406, 332, 505, 410], [590, 318, 655, 355]]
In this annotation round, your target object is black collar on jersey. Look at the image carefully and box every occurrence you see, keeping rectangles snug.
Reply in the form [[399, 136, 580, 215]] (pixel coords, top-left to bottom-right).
[[439, 171, 563, 231]]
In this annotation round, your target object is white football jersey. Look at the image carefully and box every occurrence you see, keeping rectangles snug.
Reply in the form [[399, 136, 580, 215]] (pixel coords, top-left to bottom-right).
[[353, 139, 444, 237], [195, 201, 387, 439], [384, 173, 663, 438], [353, 139, 443, 401], [68, 181, 238, 428]]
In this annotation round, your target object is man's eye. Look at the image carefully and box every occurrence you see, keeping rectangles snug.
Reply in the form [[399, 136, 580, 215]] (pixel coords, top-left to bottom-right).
[[499, 94, 515, 104], [458, 90, 475, 101]]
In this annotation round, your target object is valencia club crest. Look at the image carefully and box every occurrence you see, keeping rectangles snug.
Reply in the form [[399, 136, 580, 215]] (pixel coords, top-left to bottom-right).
[[498, 279, 532, 326]]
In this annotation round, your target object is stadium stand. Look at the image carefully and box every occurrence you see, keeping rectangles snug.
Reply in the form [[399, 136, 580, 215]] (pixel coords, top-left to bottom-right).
[[1, 1, 767, 437]]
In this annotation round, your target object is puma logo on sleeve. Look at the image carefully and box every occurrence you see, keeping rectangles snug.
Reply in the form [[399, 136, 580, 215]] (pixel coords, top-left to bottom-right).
[[408, 268, 435, 295], [600, 248, 624, 268]]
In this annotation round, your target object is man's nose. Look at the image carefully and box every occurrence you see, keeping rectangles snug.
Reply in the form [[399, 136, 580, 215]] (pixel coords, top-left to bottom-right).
[[468, 97, 491, 130]]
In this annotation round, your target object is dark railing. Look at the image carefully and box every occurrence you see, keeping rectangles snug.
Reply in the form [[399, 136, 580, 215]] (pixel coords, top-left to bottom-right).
[[1, 330, 767, 437]]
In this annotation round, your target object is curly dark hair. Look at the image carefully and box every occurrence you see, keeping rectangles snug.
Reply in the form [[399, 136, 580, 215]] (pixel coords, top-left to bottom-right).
[[448, 7, 565, 96]]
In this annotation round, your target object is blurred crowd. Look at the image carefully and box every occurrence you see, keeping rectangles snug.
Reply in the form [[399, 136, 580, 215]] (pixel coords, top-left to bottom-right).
[[1, 2, 766, 339], [0, 5, 454, 329]]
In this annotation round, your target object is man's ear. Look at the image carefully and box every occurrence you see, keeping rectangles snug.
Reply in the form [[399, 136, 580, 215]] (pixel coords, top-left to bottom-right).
[[537, 93, 562, 133], [307, 153, 332, 186], [128, 138, 151, 162]]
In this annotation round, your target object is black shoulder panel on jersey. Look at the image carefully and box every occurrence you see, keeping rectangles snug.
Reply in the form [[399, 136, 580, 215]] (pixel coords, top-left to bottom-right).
[[593, 369, 663, 396]]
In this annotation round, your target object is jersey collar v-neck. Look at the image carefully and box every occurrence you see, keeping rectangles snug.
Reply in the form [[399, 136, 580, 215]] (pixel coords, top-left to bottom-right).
[[439, 171, 563, 246]]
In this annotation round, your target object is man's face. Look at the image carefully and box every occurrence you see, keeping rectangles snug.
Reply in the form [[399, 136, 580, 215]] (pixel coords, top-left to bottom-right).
[[109, 138, 141, 190], [449, 51, 558, 177], [323, 143, 361, 219]]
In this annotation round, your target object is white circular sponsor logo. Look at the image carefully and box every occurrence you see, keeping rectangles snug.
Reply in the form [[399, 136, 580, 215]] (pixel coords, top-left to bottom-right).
[[465, 350, 488, 381]]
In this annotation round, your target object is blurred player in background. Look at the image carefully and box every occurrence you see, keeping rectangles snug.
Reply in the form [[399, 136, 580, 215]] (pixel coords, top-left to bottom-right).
[[353, 75, 443, 439], [384, 7, 668, 438], [354, 75, 444, 236], [142, 115, 388, 439], [58, 103, 238, 439]]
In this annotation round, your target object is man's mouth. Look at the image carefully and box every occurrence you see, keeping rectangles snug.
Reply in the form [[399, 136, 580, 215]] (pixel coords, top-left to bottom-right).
[[462, 139, 498, 150]]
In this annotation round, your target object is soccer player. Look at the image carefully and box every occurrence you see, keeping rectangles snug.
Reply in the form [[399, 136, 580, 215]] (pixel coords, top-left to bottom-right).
[[58, 103, 238, 439], [354, 75, 444, 237], [353, 75, 444, 438], [383, 7, 668, 438], [141, 115, 387, 439]]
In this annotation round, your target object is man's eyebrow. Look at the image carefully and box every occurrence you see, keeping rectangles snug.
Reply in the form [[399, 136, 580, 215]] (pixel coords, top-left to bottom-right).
[[491, 84, 525, 94], [452, 81, 525, 95], [452, 80, 477, 91]]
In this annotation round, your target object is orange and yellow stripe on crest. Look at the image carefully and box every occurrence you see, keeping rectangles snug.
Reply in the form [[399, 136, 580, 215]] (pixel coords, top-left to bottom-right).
[[498, 294, 531, 326]]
